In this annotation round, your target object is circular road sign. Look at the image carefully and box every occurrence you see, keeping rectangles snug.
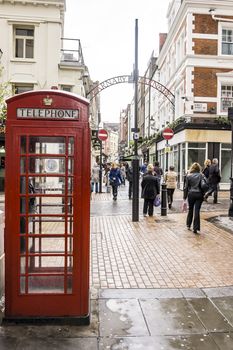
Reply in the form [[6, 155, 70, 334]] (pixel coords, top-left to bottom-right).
[[162, 127, 174, 140], [98, 129, 108, 141]]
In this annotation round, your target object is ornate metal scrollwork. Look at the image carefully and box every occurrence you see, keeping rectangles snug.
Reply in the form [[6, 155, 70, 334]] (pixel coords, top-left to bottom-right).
[[87, 75, 175, 107]]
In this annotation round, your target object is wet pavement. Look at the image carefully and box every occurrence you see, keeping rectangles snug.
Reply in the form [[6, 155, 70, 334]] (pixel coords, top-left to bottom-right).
[[0, 187, 233, 349], [1, 289, 233, 349]]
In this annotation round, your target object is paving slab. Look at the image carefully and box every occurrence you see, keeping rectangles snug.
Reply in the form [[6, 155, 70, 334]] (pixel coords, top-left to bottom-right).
[[203, 286, 233, 298], [188, 298, 233, 332], [210, 296, 233, 326], [210, 332, 233, 350], [0, 336, 98, 350], [99, 288, 183, 299], [99, 299, 149, 337], [99, 334, 220, 350], [140, 298, 206, 335], [180, 288, 206, 298]]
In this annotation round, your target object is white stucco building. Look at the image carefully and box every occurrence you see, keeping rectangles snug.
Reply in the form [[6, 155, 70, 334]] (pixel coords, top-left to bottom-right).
[[0, 0, 101, 182]]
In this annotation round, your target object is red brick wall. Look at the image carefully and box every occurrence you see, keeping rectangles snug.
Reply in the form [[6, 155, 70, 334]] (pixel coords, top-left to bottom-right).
[[193, 67, 231, 97], [193, 14, 233, 34], [193, 14, 218, 34], [193, 38, 218, 55]]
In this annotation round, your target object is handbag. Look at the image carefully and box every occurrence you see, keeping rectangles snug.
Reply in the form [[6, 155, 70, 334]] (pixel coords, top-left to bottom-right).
[[153, 195, 161, 207], [200, 176, 209, 194]]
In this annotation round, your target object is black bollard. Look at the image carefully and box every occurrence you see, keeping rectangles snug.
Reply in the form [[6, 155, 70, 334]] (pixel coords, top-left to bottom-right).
[[229, 177, 233, 217], [161, 182, 167, 216]]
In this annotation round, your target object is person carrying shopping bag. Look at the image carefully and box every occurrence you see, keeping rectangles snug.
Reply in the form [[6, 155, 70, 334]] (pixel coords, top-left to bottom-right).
[[141, 164, 160, 217], [183, 162, 204, 234]]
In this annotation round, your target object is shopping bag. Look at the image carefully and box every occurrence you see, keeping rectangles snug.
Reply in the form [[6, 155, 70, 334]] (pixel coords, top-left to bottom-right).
[[181, 200, 188, 212], [153, 195, 161, 207]]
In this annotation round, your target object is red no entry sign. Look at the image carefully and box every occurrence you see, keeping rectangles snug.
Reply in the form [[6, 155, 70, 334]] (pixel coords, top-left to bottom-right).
[[98, 129, 108, 141], [162, 127, 174, 140]]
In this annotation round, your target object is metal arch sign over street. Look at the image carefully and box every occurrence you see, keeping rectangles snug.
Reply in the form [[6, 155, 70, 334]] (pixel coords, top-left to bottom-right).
[[162, 127, 174, 140], [98, 129, 108, 141]]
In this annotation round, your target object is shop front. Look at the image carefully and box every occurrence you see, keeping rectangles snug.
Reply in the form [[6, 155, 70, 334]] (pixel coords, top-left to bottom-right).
[[157, 127, 231, 189]]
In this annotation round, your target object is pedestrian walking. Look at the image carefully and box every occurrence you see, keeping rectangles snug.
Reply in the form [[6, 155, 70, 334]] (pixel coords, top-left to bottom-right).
[[202, 159, 211, 179], [141, 164, 160, 217], [164, 165, 177, 209], [91, 162, 100, 193], [204, 158, 221, 204], [140, 161, 148, 176], [109, 162, 123, 200], [154, 161, 163, 185], [126, 164, 133, 199], [103, 163, 111, 186], [120, 163, 126, 185], [183, 162, 204, 234]]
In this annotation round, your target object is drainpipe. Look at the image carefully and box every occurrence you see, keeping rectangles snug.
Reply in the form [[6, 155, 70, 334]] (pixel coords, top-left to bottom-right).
[[210, 8, 233, 23]]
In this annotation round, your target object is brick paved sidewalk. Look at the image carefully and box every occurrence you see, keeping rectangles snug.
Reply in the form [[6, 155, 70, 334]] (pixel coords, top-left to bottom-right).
[[91, 209, 233, 290]]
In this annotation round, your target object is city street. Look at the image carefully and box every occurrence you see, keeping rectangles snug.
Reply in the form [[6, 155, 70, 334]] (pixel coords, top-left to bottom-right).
[[91, 184, 233, 291], [1, 184, 232, 349]]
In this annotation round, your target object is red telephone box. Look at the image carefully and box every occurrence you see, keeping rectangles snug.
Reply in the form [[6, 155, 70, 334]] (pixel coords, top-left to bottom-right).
[[4, 90, 90, 324]]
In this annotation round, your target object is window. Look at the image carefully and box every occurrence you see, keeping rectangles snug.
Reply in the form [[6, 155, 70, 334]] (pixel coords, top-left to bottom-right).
[[222, 29, 233, 55], [14, 27, 34, 59], [221, 85, 233, 112], [60, 85, 72, 92], [13, 84, 34, 94], [221, 143, 231, 183], [187, 142, 206, 170]]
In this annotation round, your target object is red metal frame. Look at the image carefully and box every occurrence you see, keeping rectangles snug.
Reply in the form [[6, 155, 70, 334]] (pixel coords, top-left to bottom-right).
[[5, 91, 90, 321]]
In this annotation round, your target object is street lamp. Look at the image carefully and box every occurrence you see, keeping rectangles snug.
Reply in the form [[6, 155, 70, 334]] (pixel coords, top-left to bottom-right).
[[132, 19, 140, 222], [228, 107, 233, 217]]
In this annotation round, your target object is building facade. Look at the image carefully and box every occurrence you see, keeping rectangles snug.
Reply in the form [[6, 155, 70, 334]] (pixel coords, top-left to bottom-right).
[[136, 0, 232, 189], [0, 0, 100, 184]]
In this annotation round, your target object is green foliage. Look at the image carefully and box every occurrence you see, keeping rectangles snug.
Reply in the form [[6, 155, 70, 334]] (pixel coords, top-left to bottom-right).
[[167, 117, 186, 130], [214, 116, 231, 126]]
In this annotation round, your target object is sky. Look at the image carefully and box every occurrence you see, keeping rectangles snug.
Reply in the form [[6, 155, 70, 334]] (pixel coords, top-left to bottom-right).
[[64, 0, 171, 123]]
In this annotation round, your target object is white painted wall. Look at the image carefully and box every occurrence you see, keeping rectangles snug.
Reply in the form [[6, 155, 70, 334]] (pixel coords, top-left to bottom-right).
[[0, 0, 88, 97]]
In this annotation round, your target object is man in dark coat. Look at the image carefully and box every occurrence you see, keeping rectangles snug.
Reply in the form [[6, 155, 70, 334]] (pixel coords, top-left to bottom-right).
[[126, 165, 133, 199], [204, 158, 221, 203], [141, 164, 160, 217]]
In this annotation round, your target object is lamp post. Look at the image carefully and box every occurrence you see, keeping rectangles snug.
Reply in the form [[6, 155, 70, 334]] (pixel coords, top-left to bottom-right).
[[228, 107, 233, 217], [132, 19, 140, 222]]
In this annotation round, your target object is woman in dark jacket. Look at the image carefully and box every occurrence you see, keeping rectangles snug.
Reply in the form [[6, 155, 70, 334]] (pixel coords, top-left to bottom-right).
[[202, 159, 211, 179], [183, 162, 204, 234], [141, 164, 160, 217]]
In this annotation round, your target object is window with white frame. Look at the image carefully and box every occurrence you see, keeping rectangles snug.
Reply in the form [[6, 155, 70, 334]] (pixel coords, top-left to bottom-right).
[[13, 84, 34, 94], [222, 28, 233, 55], [60, 85, 73, 92], [221, 143, 231, 183], [14, 26, 34, 59], [221, 85, 233, 112]]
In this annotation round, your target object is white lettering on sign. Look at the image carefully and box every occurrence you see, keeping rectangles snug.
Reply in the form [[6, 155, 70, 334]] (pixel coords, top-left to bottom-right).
[[193, 103, 207, 112], [17, 108, 79, 119]]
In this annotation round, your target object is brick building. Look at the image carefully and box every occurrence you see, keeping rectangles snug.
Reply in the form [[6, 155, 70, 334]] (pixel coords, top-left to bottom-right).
[[144, 0, 232, 188]]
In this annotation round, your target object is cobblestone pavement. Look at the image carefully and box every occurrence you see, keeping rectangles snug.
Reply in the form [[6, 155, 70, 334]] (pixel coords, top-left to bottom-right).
[[1, 190, 233, 349], [91, 184, 233, 290]]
